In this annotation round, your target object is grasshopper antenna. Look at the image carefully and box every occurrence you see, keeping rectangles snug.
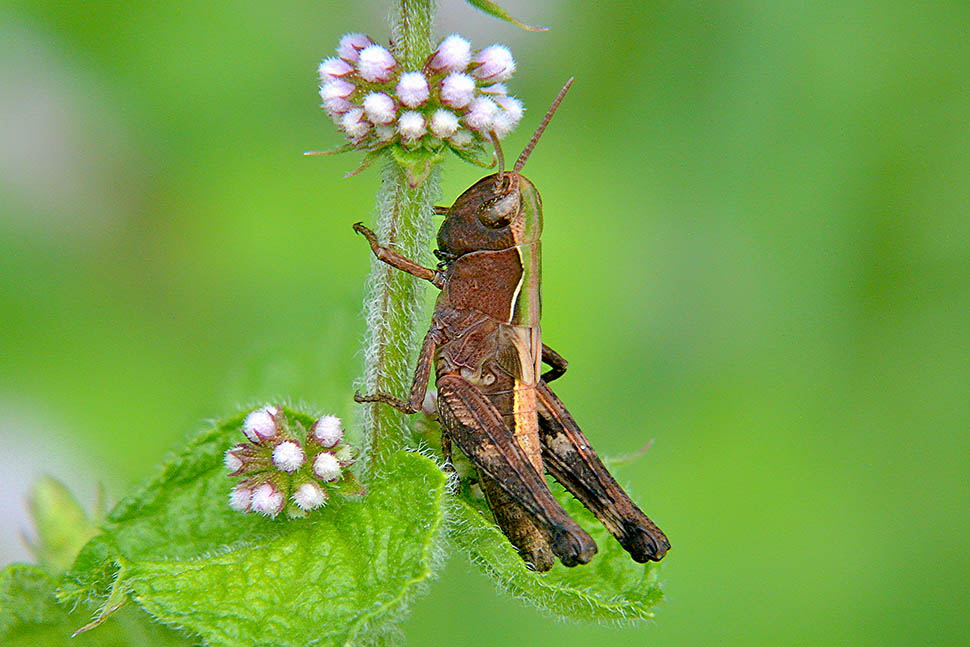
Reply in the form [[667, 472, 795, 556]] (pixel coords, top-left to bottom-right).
[[513, 77, 574, 173]]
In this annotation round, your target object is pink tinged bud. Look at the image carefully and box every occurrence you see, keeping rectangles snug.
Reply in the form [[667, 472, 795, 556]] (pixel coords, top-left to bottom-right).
[[229, 485, 252, 512], [318, 57, 353, 83], [479, 83, 507, 95], [251, 482, 285, 517], [429, 109, 460, 138], [357, 44, 396, 83], [362, 92, 396, 125], [272, 440, 305, 472], [430, 34, 472, 72], [224, 449, 243, 473], [398, 111, 427, 141], [293, 481, 328, 511], [320, 80, 355, 115], [243, 406, 279, 443], [464, 97, 499, 132], [395, 71, 430, 107], [341, 108, 371, 139], [449, 129, 474, 148], [492, 95, 524, 137], [311, 415, 344, 448], [338, 32, 372, 62], [313, 452, 342, 482], [439, 73, 476, 109], [471, 45, 516, 82]]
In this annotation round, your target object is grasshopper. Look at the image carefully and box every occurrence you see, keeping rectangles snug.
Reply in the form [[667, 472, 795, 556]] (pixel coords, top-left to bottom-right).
[[353, 79, 669, 571]]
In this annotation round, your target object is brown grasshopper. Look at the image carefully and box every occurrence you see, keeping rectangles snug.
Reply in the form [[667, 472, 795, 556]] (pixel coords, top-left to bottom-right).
[[353, 79, 669, 571]]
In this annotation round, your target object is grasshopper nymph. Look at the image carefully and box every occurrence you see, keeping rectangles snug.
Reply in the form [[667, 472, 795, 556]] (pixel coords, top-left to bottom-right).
[[354, 79, 669, 571]]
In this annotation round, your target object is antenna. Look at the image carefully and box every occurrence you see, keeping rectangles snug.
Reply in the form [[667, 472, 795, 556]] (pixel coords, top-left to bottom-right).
[[513, 77, 574, 173]]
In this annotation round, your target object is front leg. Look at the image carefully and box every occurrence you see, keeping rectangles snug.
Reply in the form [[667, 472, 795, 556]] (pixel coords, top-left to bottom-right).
[[436, 374, 597, 567], [353, 222, 445, 289], [354, 326, 439, 414]]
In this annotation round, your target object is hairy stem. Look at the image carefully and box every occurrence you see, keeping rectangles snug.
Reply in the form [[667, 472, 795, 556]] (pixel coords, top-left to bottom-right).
[[361, 0, 438, 473]]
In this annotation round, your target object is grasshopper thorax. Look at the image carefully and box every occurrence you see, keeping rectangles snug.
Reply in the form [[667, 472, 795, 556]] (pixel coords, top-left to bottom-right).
[[436, 171, 542, 257]]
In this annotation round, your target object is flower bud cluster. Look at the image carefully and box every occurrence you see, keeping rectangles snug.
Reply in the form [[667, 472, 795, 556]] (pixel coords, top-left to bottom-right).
[[226, 406, 362, 518], [318, 33, 524, 155]]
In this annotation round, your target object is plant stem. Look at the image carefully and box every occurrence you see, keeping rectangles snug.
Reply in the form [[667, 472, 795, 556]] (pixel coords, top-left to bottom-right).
[[361, 0, 438, 473]]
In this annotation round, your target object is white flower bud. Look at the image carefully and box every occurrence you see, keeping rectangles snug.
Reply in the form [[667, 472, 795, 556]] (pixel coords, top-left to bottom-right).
[[311, 415, 343, 448], [464, 97, 498, 132], [229, 485, 252, 512], [449, 129, 474, 148], [396, 71, 430, 107], [224, 449, 243, 473], [319, 79, 355, 115], [362, 92, 396, 124], [293, 481, 328, 511], [338, 33, 372, 62], [430, 35, 472, 72], [251, 482, 285, 517], [357, 44, 396, 83], [318, 57, 353, 83], [471, 45, 515, 82], [492, 95, 524, 137], [429, 109, 460, 138], [243, 405, 279, 442], [313, 452, 342, 482], [439, 72, 476, 109], [398, 111, 427, 141], [272, 440, 305, 472], [341, 108, 371, 139]]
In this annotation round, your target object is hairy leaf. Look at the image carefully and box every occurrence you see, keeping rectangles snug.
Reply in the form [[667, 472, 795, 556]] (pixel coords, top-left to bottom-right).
[[60, 408, 448, 646], [462, 0, 549, 32], [449, 482, 664, 622], [0, 565, 192, 646]]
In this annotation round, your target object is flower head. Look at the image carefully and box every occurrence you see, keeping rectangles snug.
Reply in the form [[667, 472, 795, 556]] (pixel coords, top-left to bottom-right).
[[313, 453, 342, 482], [357, 44, 396, 83], [395, 71, 430, 107], [318, 57, 353, 83], [471, 45, 516, 82], [310, 415, 343, 448], [430, 35, 472, 73], [293, 481, 328, 511], [251, 482, 285, 517], [243, 405, 279, 443], [227, 407, 360, 518], [338, 33, 372, 62], [363, 92, 396, 125], [229, 485, 252, 512], [272, 440, 305, 472], [315, 34, 525, 173]]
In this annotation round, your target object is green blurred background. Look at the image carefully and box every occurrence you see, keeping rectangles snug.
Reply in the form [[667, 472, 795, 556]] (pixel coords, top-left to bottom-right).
[[1, 1, 968, 645]]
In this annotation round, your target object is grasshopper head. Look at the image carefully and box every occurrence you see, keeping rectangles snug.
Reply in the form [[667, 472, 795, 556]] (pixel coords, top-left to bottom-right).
[[436, 78, 574, 259], [436, 171, 542, 256]]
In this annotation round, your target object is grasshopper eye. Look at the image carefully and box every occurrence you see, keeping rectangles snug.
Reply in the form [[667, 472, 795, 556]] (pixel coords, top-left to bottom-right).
[[477, 189, 518, 229]]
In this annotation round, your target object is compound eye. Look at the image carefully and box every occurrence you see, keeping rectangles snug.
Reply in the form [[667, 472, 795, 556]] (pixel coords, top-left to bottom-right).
[[477, 190, 518, 229]]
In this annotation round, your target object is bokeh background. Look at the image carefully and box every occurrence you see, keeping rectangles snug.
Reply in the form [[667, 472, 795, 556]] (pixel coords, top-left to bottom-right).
[[2, 1, 968, 645]]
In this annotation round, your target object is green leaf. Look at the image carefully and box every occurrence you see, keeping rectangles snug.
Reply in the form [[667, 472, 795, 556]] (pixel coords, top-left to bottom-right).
[[462, 0, 549, 32], [61, 408, 448, 646], [25, 476, 101, 574], [449, 482, 664, 622], [0, 565, 192, 646]]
